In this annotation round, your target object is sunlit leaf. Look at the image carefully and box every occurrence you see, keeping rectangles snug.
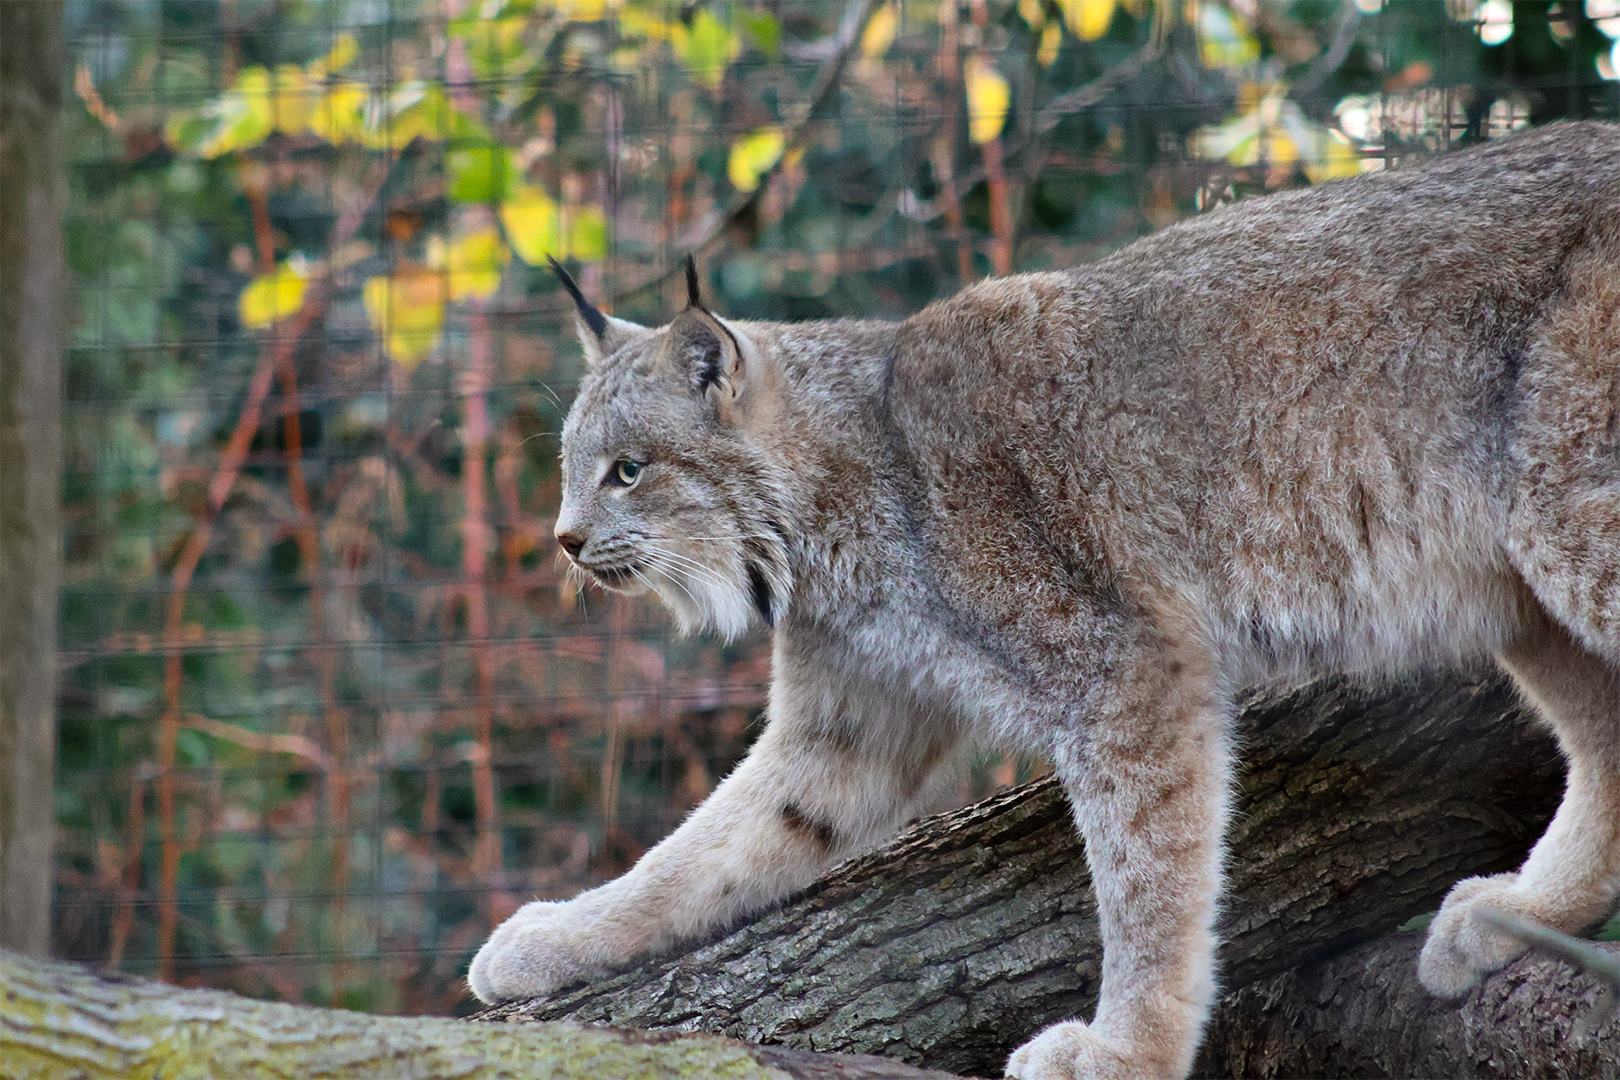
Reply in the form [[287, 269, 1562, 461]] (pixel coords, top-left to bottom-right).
[[447, 145, 522, 203], [1056, 0, 1117, 41], [617, 6, 676, 42], [1303, 130, 1368, 183], [861, 4, 900, 59], [238, 260, 310, 329], [558, 0, 614, 21], [500, 186, 566, 265], [965, 56, 1010, 145], [1038, 22, 1063, 65], [499, 185, 609, 263], [429, 226, 510, 303], [1193, 89, 1374, 184], [672, 8, 740, 89], [567, 206, 608, 260], [1196, 1, 1261, 70], [171, 66, 274, 157], [727, 126, 786, 192], [362, 267, 445, 369], [736, 8, 781, 56], [1019, 0, 1047, 29], [306, 82, 370, 145], [309, 33, 360, 77]]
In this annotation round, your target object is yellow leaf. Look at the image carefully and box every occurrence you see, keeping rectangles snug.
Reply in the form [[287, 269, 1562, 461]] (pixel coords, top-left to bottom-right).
[[965, 56, 1010, 145], [239, 261, 309, 329], [309, 33, 360, 78], [269, 64, 317, 136], [559, 0, 614, 20], [499, 186, 609, 263], [727, 126, 787, 192], [193, 66, 275, 157], [567, 206, 609, 260], [1038, 22, 1063, 65], [500, 186, 566, 266], [306, 82, 370, 145], [1057, 0, 1118, 40], [1019, 0, 1046, 28], [363, 268, 445, 369], [861, 4, 900, 59], [430, 226, 510, 303], [1304, 130, 1369, 183], [1196, 1, 1261, 70]]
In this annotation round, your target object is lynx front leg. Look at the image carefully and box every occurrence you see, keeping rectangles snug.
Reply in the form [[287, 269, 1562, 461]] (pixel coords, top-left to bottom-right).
[[1008, 650, 1233, 1080], [1419, 613, 1620, 996], [468, 667, 958, 1004]]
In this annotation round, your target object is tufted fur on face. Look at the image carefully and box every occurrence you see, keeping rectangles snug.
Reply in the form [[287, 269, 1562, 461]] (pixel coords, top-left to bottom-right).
[[550, 262, 796, 641]]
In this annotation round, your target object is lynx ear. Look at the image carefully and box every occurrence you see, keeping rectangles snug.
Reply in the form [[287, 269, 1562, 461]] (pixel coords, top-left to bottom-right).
[[548, 256, 648, 368], [665, 305, 756, 406]]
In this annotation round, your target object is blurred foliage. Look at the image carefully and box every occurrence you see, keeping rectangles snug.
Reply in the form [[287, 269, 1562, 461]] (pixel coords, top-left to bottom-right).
[[55, 0, 1617, 1016]]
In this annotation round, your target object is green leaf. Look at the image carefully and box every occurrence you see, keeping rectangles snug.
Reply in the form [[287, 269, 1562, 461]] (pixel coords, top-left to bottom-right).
[[736, 8, 781, 57], [673, 8, 740, 90], [447, 145, 522, 203]]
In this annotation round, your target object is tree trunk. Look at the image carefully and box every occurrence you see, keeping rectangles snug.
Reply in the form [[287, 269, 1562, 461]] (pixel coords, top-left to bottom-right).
[[0, 0, 66, 958], [0, 949, 967, 1080], [478, 672, 1569, 1078], [1196, 931, 1620, 1080]]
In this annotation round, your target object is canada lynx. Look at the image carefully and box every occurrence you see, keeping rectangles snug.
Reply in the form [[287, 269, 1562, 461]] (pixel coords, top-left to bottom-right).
[[470, 122, 1620, 1079]]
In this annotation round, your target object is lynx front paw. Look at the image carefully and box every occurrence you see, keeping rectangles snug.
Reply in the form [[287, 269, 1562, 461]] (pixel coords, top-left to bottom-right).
[[1417, 872, 1531, 999], [468, 899, 629, 1005], [1005, 1021, 1142, 1080]]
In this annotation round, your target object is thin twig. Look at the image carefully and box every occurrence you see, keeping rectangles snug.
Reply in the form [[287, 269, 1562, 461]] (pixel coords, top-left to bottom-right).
[[1480, 907, 1620, 1041]]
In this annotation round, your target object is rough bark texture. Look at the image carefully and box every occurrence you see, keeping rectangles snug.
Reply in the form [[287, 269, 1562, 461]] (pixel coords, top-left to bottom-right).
[[0, 0, 66, 959], [0, 950, 967, 1080], [480, 672, 1567, 1078], [1197, 931, 1620, 1079]]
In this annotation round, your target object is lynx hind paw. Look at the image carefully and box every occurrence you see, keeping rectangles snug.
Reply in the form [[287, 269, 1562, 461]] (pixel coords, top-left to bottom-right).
[[1417, 872, 1530, 999], [1005, 1021, 1139, 1080], [467, 900, 608, 1005]]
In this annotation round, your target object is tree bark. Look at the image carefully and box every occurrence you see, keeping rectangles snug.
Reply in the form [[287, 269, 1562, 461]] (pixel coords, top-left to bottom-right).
[[0, 0, 66, 958], [0, 949, 967, 1080], [478, 672, 1568, 1078], [1196, 931, 1620, 1079]]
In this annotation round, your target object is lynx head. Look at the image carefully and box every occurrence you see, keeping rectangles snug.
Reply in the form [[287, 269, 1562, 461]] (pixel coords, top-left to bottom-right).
[[551, 258, 793, 640]]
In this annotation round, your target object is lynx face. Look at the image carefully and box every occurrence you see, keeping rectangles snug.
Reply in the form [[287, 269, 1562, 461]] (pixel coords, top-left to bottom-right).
[[553, 303, 792, 642]]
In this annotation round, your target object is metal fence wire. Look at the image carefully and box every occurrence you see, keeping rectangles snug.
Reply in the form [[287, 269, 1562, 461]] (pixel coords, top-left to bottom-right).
[[54, 0, 1619, 1015]]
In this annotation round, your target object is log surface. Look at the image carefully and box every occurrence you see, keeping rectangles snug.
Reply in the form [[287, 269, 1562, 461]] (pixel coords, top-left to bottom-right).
[[0, 949, 968, 1080], [482, 672, 1566, 1077]]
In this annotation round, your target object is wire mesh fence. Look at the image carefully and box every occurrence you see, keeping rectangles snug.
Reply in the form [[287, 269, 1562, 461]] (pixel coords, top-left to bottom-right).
[[53, 0, 1618, 1015]]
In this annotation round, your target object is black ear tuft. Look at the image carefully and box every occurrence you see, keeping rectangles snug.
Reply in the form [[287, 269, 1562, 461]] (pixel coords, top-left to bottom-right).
[[685, 255, 702, 309], [548, 255, 609, 338]]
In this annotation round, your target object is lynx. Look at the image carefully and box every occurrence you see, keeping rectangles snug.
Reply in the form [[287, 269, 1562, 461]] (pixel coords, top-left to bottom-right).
[[470, 121, 1620, 1079]]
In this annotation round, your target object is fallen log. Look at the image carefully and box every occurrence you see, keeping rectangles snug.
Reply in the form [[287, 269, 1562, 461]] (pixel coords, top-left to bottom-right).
[[479, 672, 1567, 1078], [0, 949, 967, 1080]]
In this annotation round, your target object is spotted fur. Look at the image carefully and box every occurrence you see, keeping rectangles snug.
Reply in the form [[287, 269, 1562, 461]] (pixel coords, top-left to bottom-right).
[[471, 122, 1620, 1080]]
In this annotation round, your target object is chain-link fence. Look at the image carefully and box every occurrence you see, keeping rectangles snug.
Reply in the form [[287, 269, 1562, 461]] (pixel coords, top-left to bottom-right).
[[53, 0, 1618, 1015]]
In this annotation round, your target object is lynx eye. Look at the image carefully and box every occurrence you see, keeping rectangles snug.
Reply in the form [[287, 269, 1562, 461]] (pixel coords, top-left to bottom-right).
[[607, 459, 644, 488]]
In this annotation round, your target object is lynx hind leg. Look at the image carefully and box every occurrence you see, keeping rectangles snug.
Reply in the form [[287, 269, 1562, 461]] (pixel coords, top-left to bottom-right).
[[1418, 613, 1620, 997], [1008, 646, 1232, 1080], [1428, 252, 1620, 996], [469, 677, 961, 1005]]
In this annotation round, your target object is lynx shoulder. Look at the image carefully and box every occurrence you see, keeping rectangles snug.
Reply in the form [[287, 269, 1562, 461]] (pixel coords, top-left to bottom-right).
[[471, 121, 1620, 1080]]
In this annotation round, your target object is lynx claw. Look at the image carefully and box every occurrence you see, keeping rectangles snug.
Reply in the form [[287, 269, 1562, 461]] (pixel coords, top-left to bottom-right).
[[1005, 1021, 1139, 1080], [1417, 872, 1530, 999], [467, 899, 606, 1005]]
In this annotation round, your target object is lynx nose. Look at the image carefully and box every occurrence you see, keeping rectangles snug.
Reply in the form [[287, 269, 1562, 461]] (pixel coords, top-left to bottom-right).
[[555, 529, 586, 559]]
